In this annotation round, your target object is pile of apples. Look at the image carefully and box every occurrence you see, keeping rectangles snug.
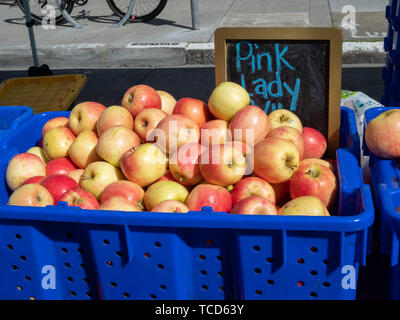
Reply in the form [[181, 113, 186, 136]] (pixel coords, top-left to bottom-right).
[[365, 109, 400, 159], [5, 81, 337, 216]]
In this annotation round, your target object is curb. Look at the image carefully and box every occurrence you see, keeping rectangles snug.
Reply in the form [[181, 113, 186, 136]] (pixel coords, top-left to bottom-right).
[[0, 41, 386, 69]]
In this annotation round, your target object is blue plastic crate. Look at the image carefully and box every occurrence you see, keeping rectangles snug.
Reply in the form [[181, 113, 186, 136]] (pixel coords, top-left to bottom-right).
[[363, 107, 400, 299], [384, 25, 394, 52], [376, 184, 400, 299], [387, 0, 399, 25], [0, 106, 33, 140], [383, 54, 395, 83], [0, 109, 373, 300]]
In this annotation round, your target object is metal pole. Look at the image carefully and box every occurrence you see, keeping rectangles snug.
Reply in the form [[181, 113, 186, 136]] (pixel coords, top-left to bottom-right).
[[111, 0, 136, 28], [22, 0, 39, 67], [55, 0, 85, 28], [190, 0, 200, 30]]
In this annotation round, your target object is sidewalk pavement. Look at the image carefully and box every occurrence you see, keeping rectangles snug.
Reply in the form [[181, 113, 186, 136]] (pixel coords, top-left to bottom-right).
[[0, 0, 389, 69]]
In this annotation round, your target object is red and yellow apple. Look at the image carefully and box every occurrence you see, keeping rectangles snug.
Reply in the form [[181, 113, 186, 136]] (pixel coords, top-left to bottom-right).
[[8, 183, 54, 207], [200, 119, 231, 148], [154, 114, 200, 154], [267, 126, 305, 160], [289, 162, 337, 208], [134, 108, 167, 142], [69, 102, 106, 135], [173, 98, 211, 128], [120, 143, 167, 187], [299, 158, 335, 174], [229, 105, 271, 146], [96, 126, 140, 167], [46, 157, 77, 176], [6, 153, 46, 191], [364, 109, 400, 158], [97, 105, 134, 136], [231, 196, 277, 215], [42, 117, 69, 137], [302, 127, 327, 159], [230, 176, 275, 207], [151, 199, 189, 213], [121, 84, 162, 118], [99, 196, 141, 212], [40, 174, 79, 202], [254, 137, 299, 183], [100, 180, 145, 209], [68, 130, 101, 169], [21, 175, 46, 186], [200, 143, 246, 187], [169, 143, 205, 186], [58, 187, 99, 210], [185, 184, 232, 212]]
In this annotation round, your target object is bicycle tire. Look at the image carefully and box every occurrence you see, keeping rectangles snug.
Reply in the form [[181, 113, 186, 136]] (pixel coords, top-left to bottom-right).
[[106, 0, 168, 23], [16, 0, 75, 25]]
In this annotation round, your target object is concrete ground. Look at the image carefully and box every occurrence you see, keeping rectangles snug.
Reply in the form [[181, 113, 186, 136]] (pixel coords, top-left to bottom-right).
[[0, 0, 390, 69]]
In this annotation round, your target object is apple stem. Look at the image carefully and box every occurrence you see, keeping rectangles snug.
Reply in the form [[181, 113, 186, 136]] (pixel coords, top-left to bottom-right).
[[306, 169, 319, 178]]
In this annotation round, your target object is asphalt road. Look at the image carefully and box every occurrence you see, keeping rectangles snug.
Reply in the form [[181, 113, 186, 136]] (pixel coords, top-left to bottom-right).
[[0, 66, 386, 107]]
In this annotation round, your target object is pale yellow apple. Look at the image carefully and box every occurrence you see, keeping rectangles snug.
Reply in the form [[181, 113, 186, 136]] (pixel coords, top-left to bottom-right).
[[26, 146, 48, 164], [268, 109, 302, 132], [157, 90, 177, 115], [43, 126, 76, 160], [208, 81, 250, 121], [80, 161, 124, 200], [279, 196, 330, 216], [68, 130, 101, 169], [144, 180, 189, 210]]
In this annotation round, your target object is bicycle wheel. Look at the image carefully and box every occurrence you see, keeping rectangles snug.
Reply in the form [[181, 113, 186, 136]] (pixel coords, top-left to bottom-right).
[[16, 0, 75, 24], [106, 0, 168, 22]]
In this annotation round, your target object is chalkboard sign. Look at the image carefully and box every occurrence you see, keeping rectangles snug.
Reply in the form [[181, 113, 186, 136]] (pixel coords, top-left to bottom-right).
[[214, 28, 343, 157]]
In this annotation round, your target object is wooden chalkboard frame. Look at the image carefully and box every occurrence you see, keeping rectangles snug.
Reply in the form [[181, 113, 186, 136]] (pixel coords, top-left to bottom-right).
[[214, 27, 343, 157]]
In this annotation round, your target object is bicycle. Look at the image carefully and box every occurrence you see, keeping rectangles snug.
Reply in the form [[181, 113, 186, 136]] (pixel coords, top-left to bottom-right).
[[16, 0, 168, 25]]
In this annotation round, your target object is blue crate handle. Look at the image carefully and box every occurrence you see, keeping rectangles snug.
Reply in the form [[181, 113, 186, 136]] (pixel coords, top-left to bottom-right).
[[0, 106, 33, 142], [377, 184, 400, 267]]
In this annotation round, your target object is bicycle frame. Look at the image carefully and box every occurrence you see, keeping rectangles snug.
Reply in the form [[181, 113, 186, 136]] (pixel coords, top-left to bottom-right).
[[54, 0, 136, 28], [55, 0, 199, 29], [21, 0, 200, 30]]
